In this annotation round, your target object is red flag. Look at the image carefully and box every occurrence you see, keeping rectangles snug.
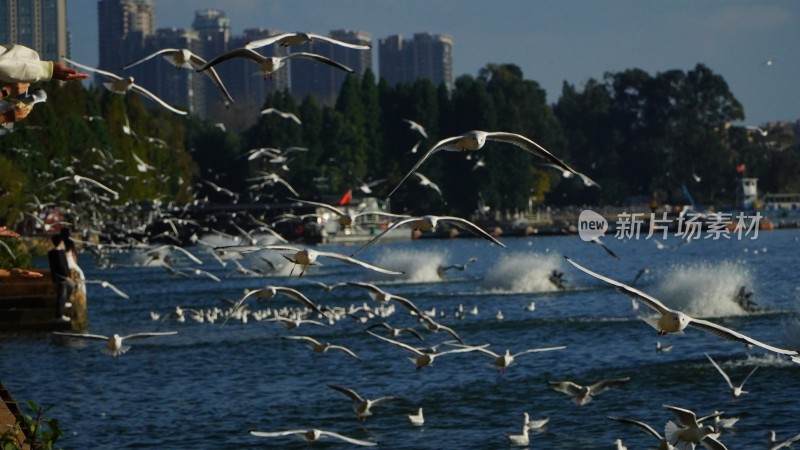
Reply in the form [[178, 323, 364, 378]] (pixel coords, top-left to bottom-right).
[[735, 164, 746, 173], [338, 189, 353, 206]]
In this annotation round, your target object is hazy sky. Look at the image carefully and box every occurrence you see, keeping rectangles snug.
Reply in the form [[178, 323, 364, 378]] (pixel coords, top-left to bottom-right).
[[67, 0, 799, 125]]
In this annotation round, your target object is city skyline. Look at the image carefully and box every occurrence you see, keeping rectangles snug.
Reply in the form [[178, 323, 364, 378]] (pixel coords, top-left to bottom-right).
[[64, 1, 800, 126]]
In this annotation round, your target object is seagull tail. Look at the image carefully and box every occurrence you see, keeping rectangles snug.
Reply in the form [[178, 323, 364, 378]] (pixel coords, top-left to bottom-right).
[[664, 420, 682, 445]]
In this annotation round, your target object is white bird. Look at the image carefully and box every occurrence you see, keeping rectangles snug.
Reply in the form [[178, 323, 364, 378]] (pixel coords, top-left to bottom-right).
[[745, 125, 769, 137], [412, 172, 443, 197], [365, 322, 425, 341], [264, 244, 403, 277], [471, 345, 567, 372], [288, 197, 407, 228], [614, 439, 628, 450], [82, 279, 130, 299], [548, 377, 630, 406], [284, 336, 360, 360], [525, 413, 550, 431], [656, 341, 674, 353], [504, 414, 530, 446], [43, 174, 120, 200], [245, 32, 371, 50], [131, 151, 156, 173], [346, 281, 425, 317], [52, 331, 177, 358], [407, 407, 424, 426], [121, 48, 234, 104], [197, 48, 353, 78], [260, 107, 301, 125], [403, 118, 428, 138], [705, 353, 758, 398], [63, 58, 187, 115], [417, 314, 464, 343], [387, 130, 598, 198], [663, 404, 727, 450], [768, 430, 800, 450], [326, 384, 399, 421], [565, 257, 800, 362], [249, 428, 376, 446], [366, 331, 486, 370], [608, 416, 675, 450], [351, 214, 505, 257]]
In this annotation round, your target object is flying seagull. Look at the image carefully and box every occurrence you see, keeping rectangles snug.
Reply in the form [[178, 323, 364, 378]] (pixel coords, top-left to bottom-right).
[[53, 331, 178, 358], [197, 48, 353, 78], [249, 428, 376, 446], [387, 130, 598, 198], [245, 32, 371, 50], [565, 256, 800, 363]]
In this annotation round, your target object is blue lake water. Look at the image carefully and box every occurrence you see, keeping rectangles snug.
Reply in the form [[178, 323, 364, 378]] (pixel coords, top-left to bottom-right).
[[2, 229, 799, 449]]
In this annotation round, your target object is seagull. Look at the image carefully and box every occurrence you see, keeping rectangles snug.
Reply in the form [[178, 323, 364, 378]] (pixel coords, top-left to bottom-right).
[[403, 119, 428, 138], [525, 414, 550, 431], [768, 430, 800, 450], [705, 353, 758, 398], [284, 336, 361, 360], [412, 172, 443, 197], [121, 48, 234, 104], [131, 151, 156, 173], [228, 285, 327, 321], [264, 244, 403, 277], [365, 322, 425, 341], [614, 439, 628, 450], [63, 58, 187, 115], [288, 197, 407, 228], [346, 281, 425, 317], [417, 314, 464, 343], [656, 341, 674, 353], [245, 32, 371, 50], [81, 279, 130, 299], [351, 215, 505, 257], [744, 125, 769, 137], [548, 377, 630, 406], [366, 331, 486, 370], [504, 413, 530, 446], [197, 48, 353, 79], [407, 408, 424, 426], [355, 177, 387, 194], [43, 174, 119, 200], [326, 384, 400, 421], [260, 107, 301, 125], [591, 236, 619, 259], [663, 404, 727, 450], [470, 345, 567, 373], [52, 331, 177, 358], [387, 130, 598, 198], [437, 257, 478, 277], [249, 428, 376, 446], [608, 416, 676, 450], [565, 257, 800, 362]]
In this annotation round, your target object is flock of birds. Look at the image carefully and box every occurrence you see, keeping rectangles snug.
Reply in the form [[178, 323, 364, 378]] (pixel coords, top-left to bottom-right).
[[1, 28, 795, 450]]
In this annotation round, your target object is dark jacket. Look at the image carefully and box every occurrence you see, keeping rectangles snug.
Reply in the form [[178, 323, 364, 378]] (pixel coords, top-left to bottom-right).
[[47, 248, 70, 283]]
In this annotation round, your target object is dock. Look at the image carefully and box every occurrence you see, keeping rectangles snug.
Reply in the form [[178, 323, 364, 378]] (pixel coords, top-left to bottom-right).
[[0, 381, 26, 446], [0, 269, 87, 332]]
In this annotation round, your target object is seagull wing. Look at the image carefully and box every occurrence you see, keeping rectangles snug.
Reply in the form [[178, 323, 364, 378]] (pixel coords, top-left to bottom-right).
[[548, 381, 583, 396], [274, 286, 325, 315], [317, 430, 376, 446], [390, 295, 425, 318], [607, 416, 665, 440], [285, 335, 321, 345], [74, 175, 119, 199], [100, 281, 129, 299], [129, 83, 187, 115], [0, 240, 15, 261], [121, 48, 178, 70], [63, 57, 123, 81], [739, 366, 759, 388], [433, 344, 490, 357], [366, 330, 423, 356], [591, 237, 620, 259], [244, 34, 295, 49], [288, 197, 346, 216], [512, 345, 567, 357], [249, 429, 306, 438], [705, 353, 734, 389], [439, 216, 506, 248], [485, 131, 598, 187], [701, 436, 729, 450], [413, 172, 443, 196], [162, 245, 204, 265], [326, 384, 365, 403], [197, 62, 235, 104], [350, 217, 418, 257], [314, 250, 403, 275], [328, 345, 361, 360], [121, 331, 178, 340], [386, 135, 462, 198], [589, 377, 630, 395], [564, 257, 671, 314], [52, 332, 109, 341], [689, 318, 799, 358], [663, 404, 700, 428], [308, 33, 371, 50], [403, 119, 428, 138], [198, 48, 265, 71], [285, 52, 354, 73]]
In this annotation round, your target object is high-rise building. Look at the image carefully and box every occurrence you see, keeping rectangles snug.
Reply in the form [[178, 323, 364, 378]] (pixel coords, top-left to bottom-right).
[[290, 29, 372, 105], [97, 0, 155, 74], [0, 0, 68, 62], [378, 32, 453, 89]]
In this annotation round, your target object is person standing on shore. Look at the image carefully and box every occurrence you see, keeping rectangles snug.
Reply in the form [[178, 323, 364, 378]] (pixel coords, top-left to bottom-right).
[[47, 235, 71, 322]]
